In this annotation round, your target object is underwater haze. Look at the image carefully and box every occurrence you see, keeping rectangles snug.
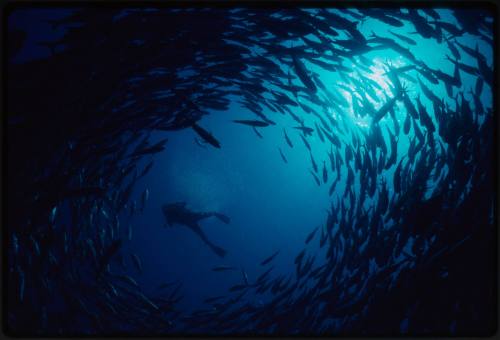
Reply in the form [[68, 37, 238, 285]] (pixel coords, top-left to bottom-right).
[[6, 5, 497, 337]]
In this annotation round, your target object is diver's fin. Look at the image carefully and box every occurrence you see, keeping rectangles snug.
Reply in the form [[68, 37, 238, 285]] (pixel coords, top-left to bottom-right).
[[210, 245, 227, 258], [213, 213, 231, 224], [186, 221, 201, 230]]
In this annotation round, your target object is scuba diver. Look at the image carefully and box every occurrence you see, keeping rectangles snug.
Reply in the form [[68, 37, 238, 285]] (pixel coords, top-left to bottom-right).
[[161, 202, 231, 258]]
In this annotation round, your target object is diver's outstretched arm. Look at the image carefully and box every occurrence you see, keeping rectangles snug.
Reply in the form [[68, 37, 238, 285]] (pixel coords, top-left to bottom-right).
[[188, 224, 227, 258]]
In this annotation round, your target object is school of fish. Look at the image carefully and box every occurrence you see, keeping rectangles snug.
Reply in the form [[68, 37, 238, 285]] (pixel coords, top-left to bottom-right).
[[6, 6, 495, 336]]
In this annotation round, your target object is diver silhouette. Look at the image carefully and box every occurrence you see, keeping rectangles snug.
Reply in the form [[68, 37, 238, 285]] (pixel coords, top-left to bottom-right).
[[161, 202, 230, 258]]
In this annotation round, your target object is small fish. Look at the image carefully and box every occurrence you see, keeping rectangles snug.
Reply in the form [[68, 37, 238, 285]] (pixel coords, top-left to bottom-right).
[[292, 54, 317, 92], [252, 126, 263, 139], [203, 295, 225, 304], [62, 232, 68, 254], [417, 66, 439, 85], [233, 119, 270, 127], [114, 274, 139, 288], [49, 206, 57, 225], [130, 253, 143, 273], [256, 266, 274, 283], [300, 134, 311, 151], [447, 40, 461, 60], [321, 127, 341, 148], [394, 158, 404, 193], [319, 228, 328, 248], [127, 224, 133, 241], [413, 119, 425, 143], [322, 161, 328, 183], [158, 281, 177, 289], [455, 40, 483, 60], [139, 160, 154, 178], [404, 112, 411, 135], [278, 148, 288, 164], [138, 292, 159, 311], [30, 235, 40, 256], [212, 265, 237, 272], [97, 239, 122, 276], [140, 188, 149, 212], [241, 268, 249, 285], [310, 152, 318, 173], [11, 233, 19, 255], [283, 128, 293, 148], [129, 200, 136, 216], [315, 122, 325, 142], [328, 178, 338, 196], [229, 284, 248, 292], [305, 226, 319, 244], [475, 77, 484, 97], [309, 170, 321, 186], [294, 249, 306, 265], [389, 30, 417, 45], [168, 282, 183, 300], [328, 145, 335, 172], [422, 8, 441, 20], [129, 138, 168, 157], [294, 126, 314, 135], [288, 110, 303, 125], [192, 122, 220, 149], [260, 250, 280, 266]]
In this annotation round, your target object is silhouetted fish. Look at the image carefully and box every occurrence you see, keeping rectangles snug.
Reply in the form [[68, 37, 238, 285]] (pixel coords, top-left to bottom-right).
[[233, 119, 270, 127], [260, 250, 280, 266]]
